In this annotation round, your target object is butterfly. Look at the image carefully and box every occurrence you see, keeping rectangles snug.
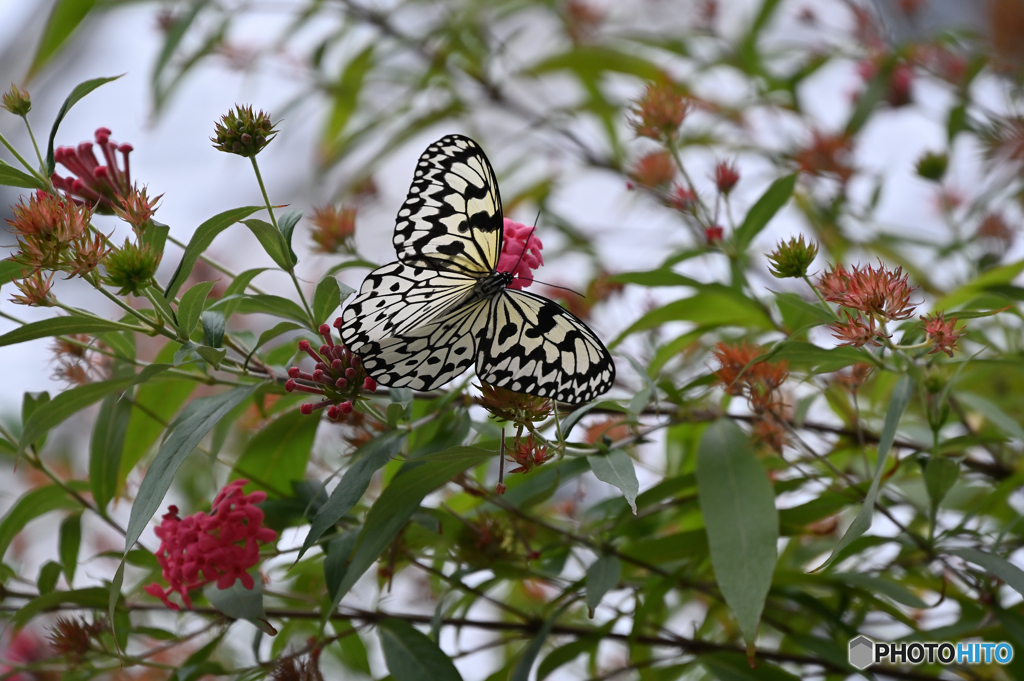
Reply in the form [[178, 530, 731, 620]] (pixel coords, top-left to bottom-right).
[[339, 134, 615, 405]]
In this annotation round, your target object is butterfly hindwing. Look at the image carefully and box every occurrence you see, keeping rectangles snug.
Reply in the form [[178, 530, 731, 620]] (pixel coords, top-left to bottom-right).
[[393, 135, 503, 276], [340, 262, 493, 390], [476, 290, 615, 405]]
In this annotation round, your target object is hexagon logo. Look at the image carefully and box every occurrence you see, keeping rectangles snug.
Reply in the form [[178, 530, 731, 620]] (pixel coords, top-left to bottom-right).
[[849, 635, 875, 670]]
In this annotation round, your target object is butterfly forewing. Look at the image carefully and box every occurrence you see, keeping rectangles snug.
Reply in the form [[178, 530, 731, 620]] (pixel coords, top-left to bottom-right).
[[477, 290, 615, 405], [393, 135, 503, 276]]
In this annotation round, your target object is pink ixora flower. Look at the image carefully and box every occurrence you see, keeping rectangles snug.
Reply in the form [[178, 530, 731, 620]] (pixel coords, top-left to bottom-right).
[[51, 127, 134, 213], [286, 321, 377, 421], [498, 219, 544, 290], [144, 479, 278, 610]]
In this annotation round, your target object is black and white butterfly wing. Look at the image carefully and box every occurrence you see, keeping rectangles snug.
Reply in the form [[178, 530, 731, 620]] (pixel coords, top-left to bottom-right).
[[393, 135, 503, 276], [340, 262, 489, 390], [477, 290, 616, 405]]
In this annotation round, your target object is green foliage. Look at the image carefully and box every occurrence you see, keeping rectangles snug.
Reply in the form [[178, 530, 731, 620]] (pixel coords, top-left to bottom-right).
[[2, 1, 1024, 679]]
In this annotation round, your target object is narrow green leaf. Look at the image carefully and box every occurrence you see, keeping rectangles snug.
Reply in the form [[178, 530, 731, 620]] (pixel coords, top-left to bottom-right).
[[0, 485, 84, 559], [195, 345, 226, 368], [814, 375, 914, 571], [298, 431, 405, 561], [228, 294, 311, 326], [957, 392, 1024, 442], [608, 270, 701, 288], [832, 572, 928, 608], [537, 635, 602, 681], [379, 619, 463, 681], [585, 554, 622, 617], [735, 174, 797, 250], [610, 289, 773, 348], [124, 384, 260, 552], [29, 0, 98, 79], [278, 210, 302, 264], [313, 275, 342, 325], [38, 560, 62, 594], [176, 281, 216, 339], [21, 391, 51, 452], [0, 259, 30, 288], [218, 268, 269, 318], [243, 218, 295, 270], [151, 0, 208, 111], [0, 161, 45, 189], [232, 409, 319, 497], [511, 607, 565, 681], [326, 446, 493, 618], [245, 321, 302, 367], [163, 206, 262, 298], [89, 391, 132, 510], [560, 400, 626, 439], [325, 46, 376, 141], [19, 377, 135, 454], [121, 360, 195, 482], [12, 587, 108, 629], [324, 529, 360, 600], [925, 456, 959, 510], [204, 574, 277, 635], [0, 316, 134, 348], [59, 513, 81, 584], [588, 450, 639, 514], [949, 548, 1024, 599], [45, 75, 123, 175], [697, 419, 778, 645]]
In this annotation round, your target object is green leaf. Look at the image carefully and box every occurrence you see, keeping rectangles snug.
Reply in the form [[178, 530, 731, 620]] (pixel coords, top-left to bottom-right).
[[29, 0, 98, 79], [934, 258, 1024, 311], [560, 400, 626, 439], [204, 574, 277, 635], [45, 75, 123, 175], [537, 635, 602, 681], [326, 446, 493, 618], [12, 586, 109, 629], [949, 548, 1024, 599], [278, 210, 301, 263], [227, 294, 311, 326], [298, 431, 405, 561], [121, 370, 195, 484], [59, 513, 81, 584], [313, 275, 345, 325], [697, 419, 778, 645], [151, 0, 208, 111], [608, 269, 701, 288], [530, 45, 663, 81], [0, 316, 134, 348], [21, 391, 51, 452], [218, 268, 269, 318], [38, 560, 62, 594], [0, 259, 30, 288], [511, 606, 564, 681], [0, 485, 84, 559], [201, 310, 225, 348], [925, 456, 959, 510], [585, 554, 622, 617], [763, 341, 870, 373], [19, 377, 135, 454], [245, 321, 302, 365], [611, 288, 773, 348], [163, 206, 263, 299], [325, 45, 376, 142], [0, 161, 45, 189], [735, 174, 797, 251], [176, 281, 216, 339], [232, 409, 319, 497], [324, 529, 360, 600], [831, 572, 928, 608], [379, 619, 463, 681], [89, 391, 132, 510], [243, 218, 295, 270], [124, 383, 260, 552], [814, 375, 914, 571], [587, 450, 639, 514], [957, 392, 1024, 442], [700, 652, 800, 681]]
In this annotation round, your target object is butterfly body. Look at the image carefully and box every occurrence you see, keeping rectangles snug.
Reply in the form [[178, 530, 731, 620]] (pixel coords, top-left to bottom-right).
[[340, 135, 614, 404]]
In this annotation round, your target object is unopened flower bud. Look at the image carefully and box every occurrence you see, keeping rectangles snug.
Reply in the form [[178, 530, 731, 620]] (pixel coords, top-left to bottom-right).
[[767, 235, 818, 278]]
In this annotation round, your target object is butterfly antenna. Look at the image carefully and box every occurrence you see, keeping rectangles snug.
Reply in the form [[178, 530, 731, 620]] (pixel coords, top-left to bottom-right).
[[507, 224, 539, 275], [532, 279, 586, 298]]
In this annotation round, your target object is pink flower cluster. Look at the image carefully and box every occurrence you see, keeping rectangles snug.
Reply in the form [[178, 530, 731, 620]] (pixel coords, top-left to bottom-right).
[[498, 219, 544, 290], [144, 479, 278, 610], [52, 127, 133, 213]]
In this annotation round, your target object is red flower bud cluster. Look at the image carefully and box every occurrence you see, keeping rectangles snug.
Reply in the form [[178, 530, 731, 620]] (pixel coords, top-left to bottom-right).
[[921, 313, 966, 357], [816, 262, 918, 348], [144, 479, 278, 610], [286, 321, 377, 420]]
